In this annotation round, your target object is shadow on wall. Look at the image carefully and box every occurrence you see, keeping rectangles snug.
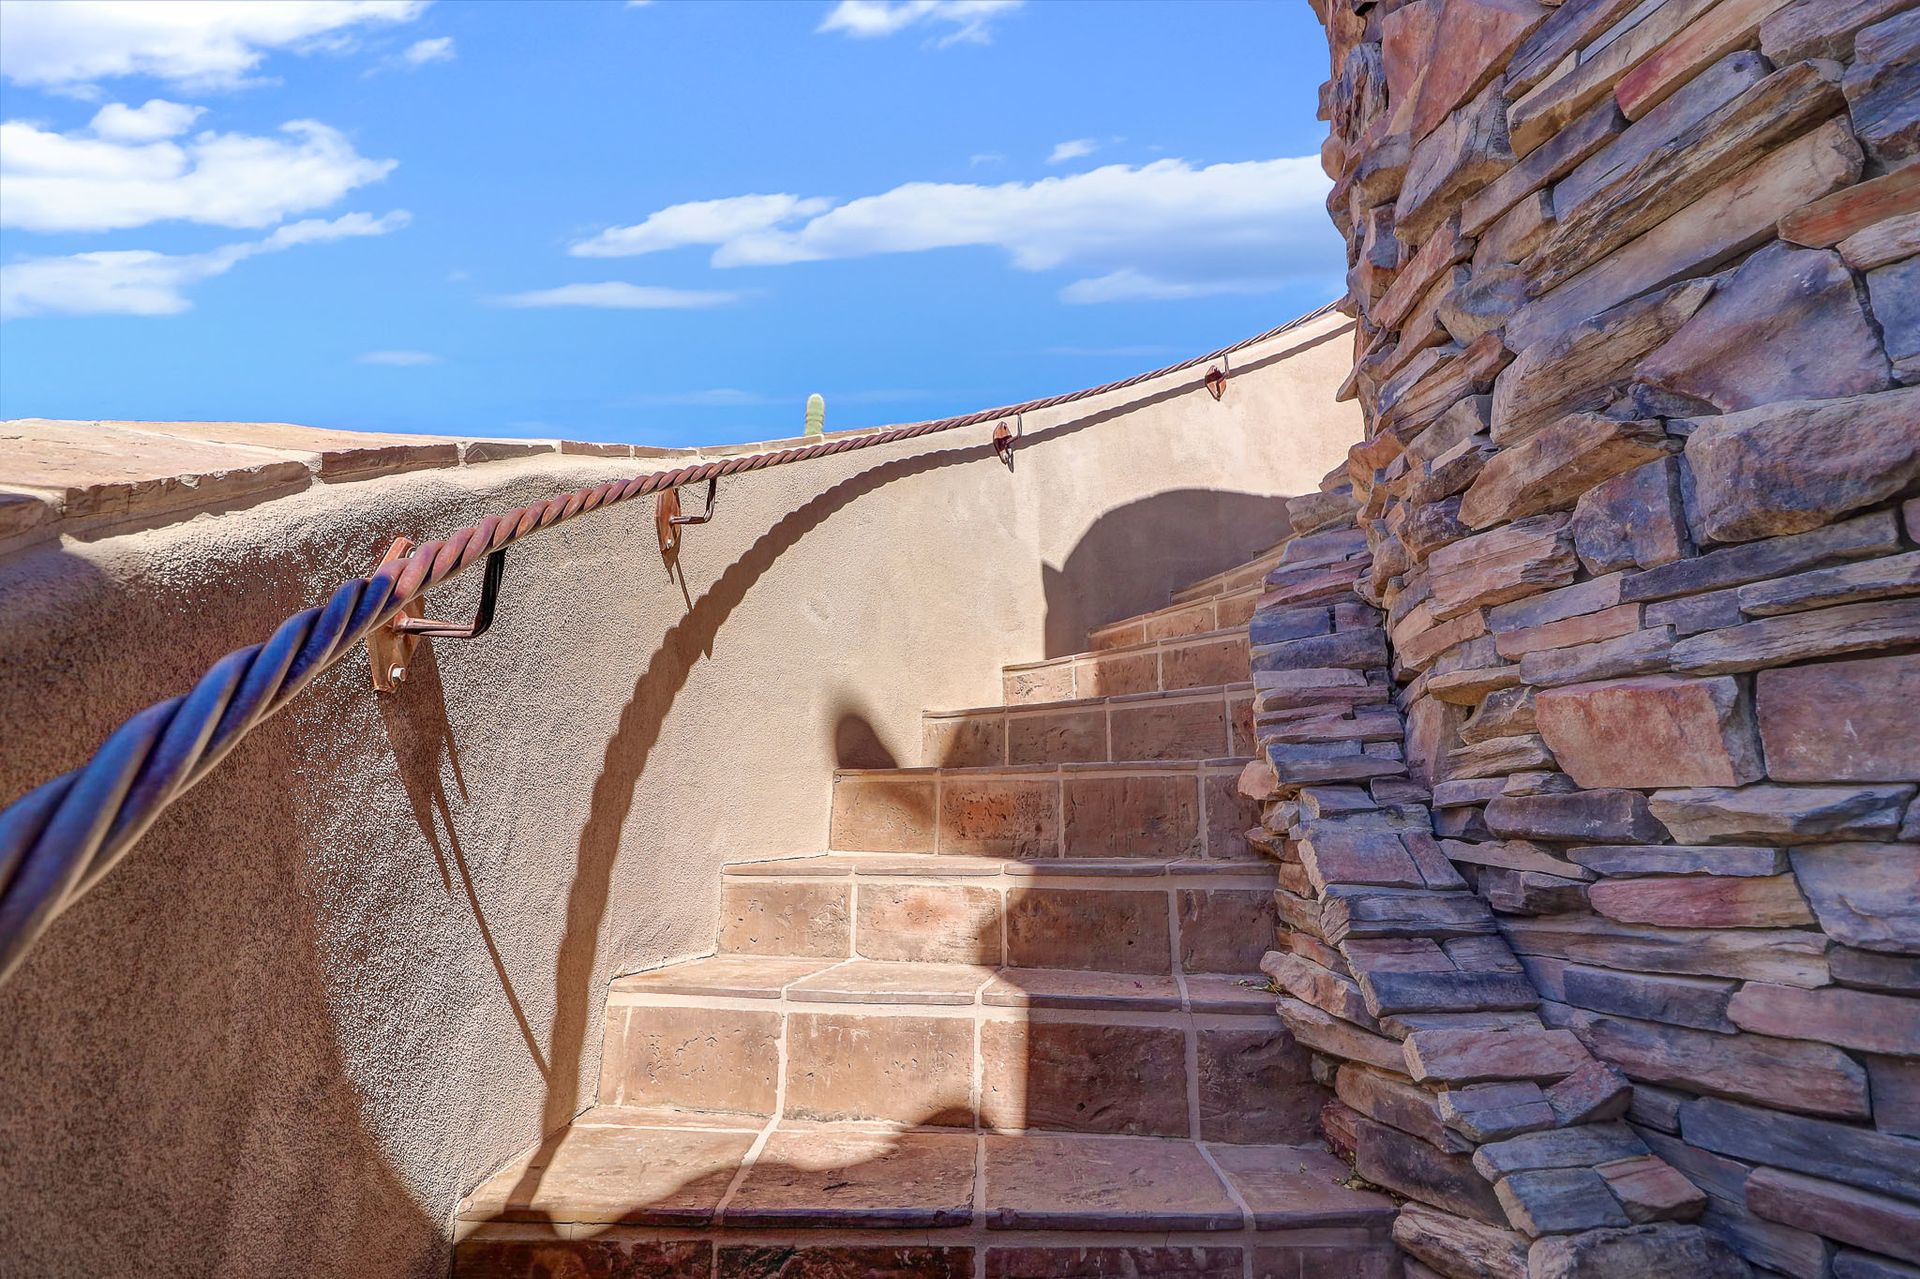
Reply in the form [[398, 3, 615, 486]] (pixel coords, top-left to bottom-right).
[[1039, 488, 1287, 659]]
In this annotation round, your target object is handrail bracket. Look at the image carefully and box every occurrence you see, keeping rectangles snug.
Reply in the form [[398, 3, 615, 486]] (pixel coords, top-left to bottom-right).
[[370, 537, 510, 692]]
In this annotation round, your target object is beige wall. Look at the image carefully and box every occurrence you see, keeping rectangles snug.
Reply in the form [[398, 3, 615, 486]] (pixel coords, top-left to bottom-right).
[[0, 312, 1358, 1278]]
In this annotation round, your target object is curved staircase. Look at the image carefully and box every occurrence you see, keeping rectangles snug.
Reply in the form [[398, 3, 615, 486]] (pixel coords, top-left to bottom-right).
[[454, 525, 1403, 1279]]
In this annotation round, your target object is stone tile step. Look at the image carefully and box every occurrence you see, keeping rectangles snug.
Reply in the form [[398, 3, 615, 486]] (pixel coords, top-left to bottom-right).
[[454, 1113, 1396, 1246], [1087, 584, 1261, 653], [829, 760, 1260, 861], [596, 956, 1308, 1141], [716, 857, 1279, 976], [1003, 624, 1252, 706], [922, 682, 1255, 767]]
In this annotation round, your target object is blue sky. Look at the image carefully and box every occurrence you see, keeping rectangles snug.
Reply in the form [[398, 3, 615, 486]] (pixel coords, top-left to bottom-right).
[[0, 0, 1342, 447]]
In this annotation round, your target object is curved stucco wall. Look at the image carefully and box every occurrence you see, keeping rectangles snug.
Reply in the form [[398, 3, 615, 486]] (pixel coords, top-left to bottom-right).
[[0, 312, 1359, 1278]]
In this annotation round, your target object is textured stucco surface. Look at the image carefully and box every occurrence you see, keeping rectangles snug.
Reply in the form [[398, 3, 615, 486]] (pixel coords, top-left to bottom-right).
[[0, 313, 1359, 1278]]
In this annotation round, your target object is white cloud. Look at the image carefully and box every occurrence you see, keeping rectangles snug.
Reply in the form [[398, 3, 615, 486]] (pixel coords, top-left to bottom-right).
[[969, 152, 1004, 167], [576, 157, 1337, 303], [490, 282, 744, 309], [357, 349, 439, 365], [818, 0, 1021, 47], [0, 110, 397, 233], [0, 0, 428, 91], [399, 35, 454, 65], [570, 194, 833, 258], [1, 208, 408, 319], [1047, 138, 1096, 165]]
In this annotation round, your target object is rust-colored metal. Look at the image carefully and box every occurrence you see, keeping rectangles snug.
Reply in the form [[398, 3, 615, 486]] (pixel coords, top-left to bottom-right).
[[1205, 366, 1228, 401], [992, 422, 1015, 469], [369, 538, 425, 692], [655, 487, 683, 561]]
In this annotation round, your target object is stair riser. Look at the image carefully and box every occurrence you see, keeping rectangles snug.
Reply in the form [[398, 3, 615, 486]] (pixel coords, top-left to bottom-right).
[[599, 999, 1321, 1143], [1087, 588, 1260, 652], [1169, 548, 1290, 605], [1003, 632, 1250, 705], [924, 689, 1254, 767], [830, 767, 1258, 859], [718, 877, 1279, 975]]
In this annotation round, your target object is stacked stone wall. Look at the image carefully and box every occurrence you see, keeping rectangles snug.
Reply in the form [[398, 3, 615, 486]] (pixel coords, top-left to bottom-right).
[[1257, 1, 1919, 1275]]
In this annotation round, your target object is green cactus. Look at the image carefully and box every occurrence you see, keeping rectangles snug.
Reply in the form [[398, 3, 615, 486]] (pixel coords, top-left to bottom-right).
[[805, 393, 825, 436]]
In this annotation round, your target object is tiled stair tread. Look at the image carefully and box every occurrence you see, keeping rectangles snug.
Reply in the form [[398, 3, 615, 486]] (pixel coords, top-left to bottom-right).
[[611, 953, 1274, 1014], [1168, 543, 1293, 605], [835, 758, 1251, 778], [721, 852, 1279, 880], [1002, 622, 1247, 674], [925, 680, 1254, 719], [457, 1115, 1392, 1231], [1089, 583, 1261, 637]]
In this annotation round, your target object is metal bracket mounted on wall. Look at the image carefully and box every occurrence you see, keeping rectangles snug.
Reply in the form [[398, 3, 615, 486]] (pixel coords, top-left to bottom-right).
[[369, 536, 510, 692], [992, 420, 1018, 471], [1205, 365, 1228, 401], [656, 477, 719, 562]]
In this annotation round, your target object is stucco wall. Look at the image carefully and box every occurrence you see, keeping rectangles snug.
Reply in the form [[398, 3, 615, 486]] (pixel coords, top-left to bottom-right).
[[0, 312, 1358, 1278]]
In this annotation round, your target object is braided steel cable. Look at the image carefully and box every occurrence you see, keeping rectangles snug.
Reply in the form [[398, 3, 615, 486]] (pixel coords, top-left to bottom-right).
[[0, 303, 1341, 984]]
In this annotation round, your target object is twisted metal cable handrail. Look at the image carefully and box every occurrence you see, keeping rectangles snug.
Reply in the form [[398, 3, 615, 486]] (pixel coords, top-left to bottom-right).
[[0, 302, 1341, 984]]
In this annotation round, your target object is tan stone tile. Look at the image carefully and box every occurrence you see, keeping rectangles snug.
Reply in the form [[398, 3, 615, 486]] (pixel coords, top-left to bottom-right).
[[719, 880, 850, 958], [1142, 601, 1217, 642], [981, 968, 1181, 1011], [612, 956, 831, 999], [1004, 887, 1171, 973], [1229, 692, 1256, 755], [940, 776, 1060, 856], [855, 883, 1002, 964], [783, 1012, 976, 1126], [924, 713, 1005, 768], [787, 960, 993, 1005], [1194, 1026, 1323, 1144], [1183, 974, 1274, 1013], [1063, 773, 1200, 858], [1178, 889, 1279, 973], [980, 1020, 1190, 1136], [1210, 1145, 1396, 1229], [719, 1245, 974, 1279], [1005, 662, 1075, 704], [849, 853, 1006, 877], [613, 1006, 780, 1115], [1204, 770, 1259, 859], [1079, 650, 1159, 697], [117, 419, 459, 480], [0, 419, 311, 523], [1110, 698, 1231, 761], [459, 1237, 712, 1278], [1163, 636, 1248, 690], [723, 1129, 976, 1227], [458, 1124, 754, 1224], [982, 1134, 1241, 1230], [831, 773, 936, 852], [723, 856, 856, 877], [1007, 709, 1107, 765]]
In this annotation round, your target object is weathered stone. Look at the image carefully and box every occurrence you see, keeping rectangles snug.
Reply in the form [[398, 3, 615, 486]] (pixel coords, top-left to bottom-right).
[[1681, 1094, 1920, 1202], [1460, 415, 1671, 530], [1479, 868, 1590, 916], [1503, 914, 1830, 987], [1484, 791, 1668, 844], [1561, 965, 1736, 1034], [1509, 117, 1861, 352], [1382, 332, 1515, 436], [1263, 949, 1378, 1029], [1870, 255, 1920, 377], [1399, 83, 1517, 243], [1673, 599, 1920, 675], [1336, 1063, 1467, 1152], [1738, 551, 1920, 618], [1442, 839, 1591, 880], [1506, 0, 1650, 96], [1845, 8, 1920, 167], [1497, 1168, 1631, 1237], [1360, 965, 1543, 1017], [1428, 514, 1580, 621], [1763, 0, 1915, 64], [1682, 388, 1920, 545], [1525, 1223, 1751, 1279], [1644, 589, 1744, 637], [1749, 1168, 1920, 1264], [1872, 1055, 1920, 1139], [1791, 842, 1920, 955], [1535, 675, 1759, 790], [1274, 996, 1405, 1073], [1569, 458, 1689, 577], [1444, 734, 1555, 780], [1548, 1002, 1871, 1119], [1840, 210, 1920, 270], [1614, 0, 1798, 120], [1544, 1060, 1632, 1126], [1475, 1124, 1647, 1180], [1355, 1116, 1508, 1225], [1490, 278, 1715, 446], [1252, 627, 1389, 673], [1729, 982, 1920, 1057], [1833, 1249, 1920, 1279], [1588, 875, 1813, 929], [1779, 164, 1920, 248], [1521, 627, 1676, 689], [1249, 605, 1334, 647], [1532, 59, 1850, 293], [1832, 944, 1920, 993], [1378, 216, 1476, 331], [1464, 94, 1625, 237], [1622, 510, 1901, 604], [1757, 653, 1920, 783], [1324, 886, 1497, 943], [1403, 1026, 1589, 1085], [1440, 1081, 1556, 1142], [1493, 602, 1643, 661], [1561, 51, 1772, 217], [1438, 263, 1528, 345], [1596, 1154, 1707, 1224], [1639, 243, 1893, 411], [1505, 0, 1719, 157], [1566, 844, 1783, 878], [1409, 0, 1551, 146], [1393, 1203, 1529, 1279], [1652, 783, 1913, 844]]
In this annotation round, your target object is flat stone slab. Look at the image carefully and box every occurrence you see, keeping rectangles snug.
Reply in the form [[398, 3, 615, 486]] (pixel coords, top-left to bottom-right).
[[457, 1121, 754, 1225], [788, 961, 995, 1005], [612, 956, 834, 1000], [982, 1133, 1241, 1230], [1, 418, 313, 523], [723, 1129, 977, 1227], [1208, 1143, 1397, 1228], [980, 967, 1183, 1011]]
